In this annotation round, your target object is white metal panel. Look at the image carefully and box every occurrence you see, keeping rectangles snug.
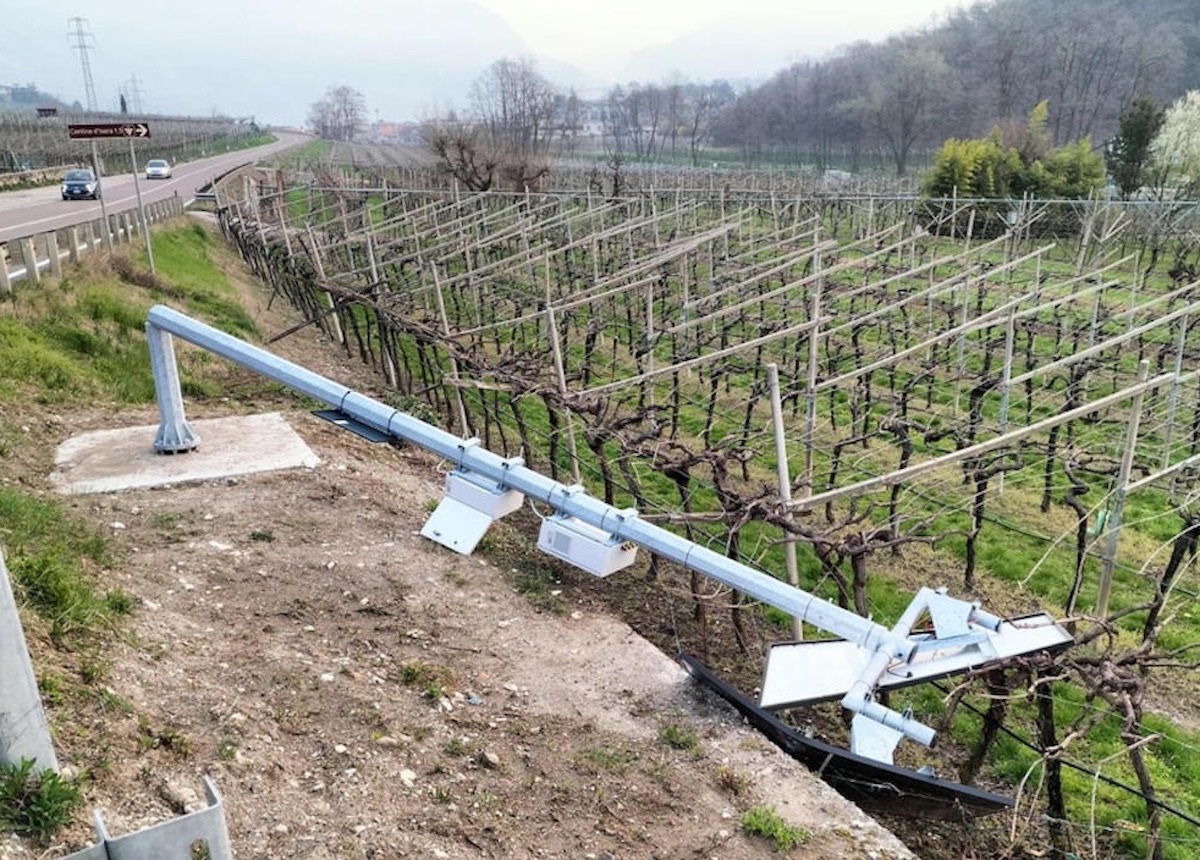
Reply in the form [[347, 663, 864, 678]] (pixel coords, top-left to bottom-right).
[[421, 497, 494, 555], [760, 613, 1071, 710]]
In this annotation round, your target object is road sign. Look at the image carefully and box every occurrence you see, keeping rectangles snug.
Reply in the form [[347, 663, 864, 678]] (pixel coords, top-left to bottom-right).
[[68, 122, 150, 140]]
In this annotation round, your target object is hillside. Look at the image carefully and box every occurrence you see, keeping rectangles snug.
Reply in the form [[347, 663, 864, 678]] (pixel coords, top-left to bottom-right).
[[0, 221, 913, 859]]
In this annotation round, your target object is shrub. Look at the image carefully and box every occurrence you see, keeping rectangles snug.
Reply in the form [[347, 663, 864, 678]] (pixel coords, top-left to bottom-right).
[[925, 104, 1104, 201]]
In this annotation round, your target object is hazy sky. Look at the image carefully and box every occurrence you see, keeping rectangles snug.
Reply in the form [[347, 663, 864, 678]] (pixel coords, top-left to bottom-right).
[[477, 0, 969, 80], [4, 0, 969, 126]]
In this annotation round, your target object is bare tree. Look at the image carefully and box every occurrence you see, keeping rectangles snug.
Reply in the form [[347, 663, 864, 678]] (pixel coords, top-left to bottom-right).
[[419, 121, 501, 191], [469, 57, 558, 158], [423, 56, 558, 191], [686, 82, 727, 167], [308, 85, 366, 142], [850, 39, 953, 175]]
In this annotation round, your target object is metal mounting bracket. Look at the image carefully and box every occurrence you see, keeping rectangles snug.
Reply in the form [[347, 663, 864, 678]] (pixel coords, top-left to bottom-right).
[[63, 776, 231, 859]]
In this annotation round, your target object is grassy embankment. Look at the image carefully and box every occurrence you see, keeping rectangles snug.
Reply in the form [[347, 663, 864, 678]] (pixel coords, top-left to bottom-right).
[[0, 220, 268, 844]]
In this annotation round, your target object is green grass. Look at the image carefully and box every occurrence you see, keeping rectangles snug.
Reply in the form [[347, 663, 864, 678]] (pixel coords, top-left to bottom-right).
[[0, 223, 261, 410], [144, 223, 259, 337], [741, 804, 808, 852], [576, 745, 637, 772], [0, 487, 127, 641], [659, 722, 702, 754], [0, 760, 84, 845]]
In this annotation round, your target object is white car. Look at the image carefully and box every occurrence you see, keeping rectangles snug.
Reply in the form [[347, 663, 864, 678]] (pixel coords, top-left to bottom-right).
[[145, 159, 173, 179]]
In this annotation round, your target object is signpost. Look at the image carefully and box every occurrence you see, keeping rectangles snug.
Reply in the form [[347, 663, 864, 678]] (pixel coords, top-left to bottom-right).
[[67, 123, 155, 272], [67, 122, 150, 140]]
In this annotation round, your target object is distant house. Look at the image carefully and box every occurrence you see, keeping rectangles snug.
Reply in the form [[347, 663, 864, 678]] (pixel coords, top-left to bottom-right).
[[367, 120, 422, 145]]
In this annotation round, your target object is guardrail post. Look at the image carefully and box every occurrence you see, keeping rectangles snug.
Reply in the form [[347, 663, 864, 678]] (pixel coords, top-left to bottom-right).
[[68, 227, 81, 264], [0, 549, 59, 772], [46, 233, 63, 279], [0, 245, 11, 295], [19, 238, 39, 285], [63, 777, 232, 860]]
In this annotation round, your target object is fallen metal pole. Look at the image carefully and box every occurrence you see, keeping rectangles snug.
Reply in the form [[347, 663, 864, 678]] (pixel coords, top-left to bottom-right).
[[146, 304, 915, 665], [145, 304, 1059, 749]]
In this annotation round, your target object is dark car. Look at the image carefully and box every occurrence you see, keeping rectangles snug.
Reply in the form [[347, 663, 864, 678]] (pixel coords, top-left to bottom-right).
[[61, 169, 100, 200]]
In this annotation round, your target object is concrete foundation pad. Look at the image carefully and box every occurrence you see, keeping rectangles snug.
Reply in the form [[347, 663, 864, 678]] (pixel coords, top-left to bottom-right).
[[50, 412, 320, 495]]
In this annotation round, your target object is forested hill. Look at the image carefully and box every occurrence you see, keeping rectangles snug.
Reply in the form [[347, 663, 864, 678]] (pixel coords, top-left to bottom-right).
[[710, 0, 1200, 173], [0, 83, 74, 114]]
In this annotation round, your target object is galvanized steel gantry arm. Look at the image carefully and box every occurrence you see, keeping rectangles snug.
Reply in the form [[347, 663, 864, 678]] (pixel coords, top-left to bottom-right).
[[145, 304, 1072, 762]]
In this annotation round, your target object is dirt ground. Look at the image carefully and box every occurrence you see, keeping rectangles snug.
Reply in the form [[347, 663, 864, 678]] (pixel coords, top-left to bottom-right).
[[2, 220, 919, 859]]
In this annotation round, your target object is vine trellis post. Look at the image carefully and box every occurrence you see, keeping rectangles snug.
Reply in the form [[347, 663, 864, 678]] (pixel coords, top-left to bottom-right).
[[804, 252, 823, 492], [766, 362, 802, 641], [431, 263, 471, 436], [1095, 359, 1150, 620], [997, 307, 1017, 495], [1162, 313, 1188, 470], [546, 306, 582, 484]]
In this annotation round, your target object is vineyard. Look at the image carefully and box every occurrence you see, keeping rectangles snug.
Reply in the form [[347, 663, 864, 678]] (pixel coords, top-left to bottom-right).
[[211, 150, 1200, 859]]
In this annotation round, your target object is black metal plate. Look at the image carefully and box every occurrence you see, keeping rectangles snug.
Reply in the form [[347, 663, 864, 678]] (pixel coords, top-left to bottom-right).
[[312, 410, 391, 443], [679, 653, 1013, 819]]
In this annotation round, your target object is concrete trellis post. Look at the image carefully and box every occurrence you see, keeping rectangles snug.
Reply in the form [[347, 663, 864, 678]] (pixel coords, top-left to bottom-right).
[[766, 363, 802, 641], [0, 548, 59, 772], [1095, 359, 1151, 620]]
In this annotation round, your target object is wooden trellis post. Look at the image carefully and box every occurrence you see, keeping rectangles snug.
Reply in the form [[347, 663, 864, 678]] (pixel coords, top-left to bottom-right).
[[804, 274, 823, 493], [997, 307, 1016, 494]]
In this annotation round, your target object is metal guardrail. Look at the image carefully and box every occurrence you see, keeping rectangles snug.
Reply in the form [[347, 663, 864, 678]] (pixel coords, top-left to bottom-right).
[[0, 548, 58, 772], [0, 156, 262, 290], [0, 195, 185, 291]]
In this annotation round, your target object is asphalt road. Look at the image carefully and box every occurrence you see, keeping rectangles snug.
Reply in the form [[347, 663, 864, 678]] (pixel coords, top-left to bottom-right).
[[0, 132, 309, 243]]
